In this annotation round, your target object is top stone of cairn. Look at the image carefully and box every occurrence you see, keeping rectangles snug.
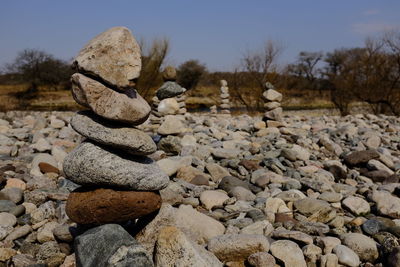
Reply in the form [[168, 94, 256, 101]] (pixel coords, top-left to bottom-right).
[[73, 26, 141, 89]]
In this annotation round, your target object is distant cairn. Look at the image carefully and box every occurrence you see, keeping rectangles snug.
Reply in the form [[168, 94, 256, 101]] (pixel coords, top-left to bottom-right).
[[150, 66, 187, 128], [262, 82, 283, 127], [219, 80, 231, 115]]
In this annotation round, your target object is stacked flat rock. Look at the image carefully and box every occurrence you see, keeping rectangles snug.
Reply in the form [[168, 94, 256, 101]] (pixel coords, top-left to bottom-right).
[[210, 105, 217, 114], [219, 80, 231, 115], [150, 66, 187, 127], [262, 82, 283, 126], [64, 27, 169, 225]]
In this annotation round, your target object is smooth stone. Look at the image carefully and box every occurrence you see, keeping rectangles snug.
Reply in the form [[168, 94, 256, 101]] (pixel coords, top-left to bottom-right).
[[0, 212, 17, 227], [53, 224, 73, 242], [71, 73, 151, 125], [208, 234, 270, 263], [66, 188, 161, 224], [199, 190, 229, 210], [5, 225, 32, 241], [342, 196, 370, 215], [218, 176, 250, 192], [340, 233, 378, 262], [30, 153, 58, 177], [205, 163, 231, 183], [0, 200, 16, 212], [344, 150, 380, 166], [155, 226, 222, 267], [270, 240, 307, 267], [73, 26, 141, 89], [75, 224, 153, 267], [157, 156, 192, 176], [63, 142, 169, 190], [37, 221, 58, 243], [333, 244, 360, 267], [294, 198, 330, 216], [157, 115, 185, 135], [272, 229, 313, 245], [71, 111, 156, 155], [263, 89, 282, 102], [0, 188, 23, 204], [156, 81, 186, 100], [162, 66, 177, 81], [157, 98, 180, 115], [372, 190, 400, 219], [247, 252, 276, 267]]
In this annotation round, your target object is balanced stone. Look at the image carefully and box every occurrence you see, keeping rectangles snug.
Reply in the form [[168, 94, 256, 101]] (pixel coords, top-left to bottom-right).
[[162, 66, 177, 81], [156, 81, 186, 100], [63, 141, 169, 190], [73, 26, 141, 89], [70, 111, 156, 155], [75, 224, 153, 267], [66, 188, 162, 224], [71, 73, 151, 125]]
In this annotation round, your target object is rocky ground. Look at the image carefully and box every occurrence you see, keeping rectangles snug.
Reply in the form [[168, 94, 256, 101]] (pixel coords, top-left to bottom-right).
[[1, 111, 400, 266]]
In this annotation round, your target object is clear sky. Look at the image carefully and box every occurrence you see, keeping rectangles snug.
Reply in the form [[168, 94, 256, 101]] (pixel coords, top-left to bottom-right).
[[1, 1, 399, 71]]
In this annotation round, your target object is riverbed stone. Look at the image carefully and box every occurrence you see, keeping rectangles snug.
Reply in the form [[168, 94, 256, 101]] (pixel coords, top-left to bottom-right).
[[63, 141, 169, 190]]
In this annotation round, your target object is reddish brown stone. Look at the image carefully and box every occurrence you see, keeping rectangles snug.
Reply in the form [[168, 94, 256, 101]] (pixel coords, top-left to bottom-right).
[[66, 188, 162, 224], [38, 162, 60, 174], [239, 160, 261, 171]]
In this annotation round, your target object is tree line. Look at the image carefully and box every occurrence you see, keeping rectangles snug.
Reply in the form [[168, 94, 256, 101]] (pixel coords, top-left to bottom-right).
[[1, 31, 400, 115]]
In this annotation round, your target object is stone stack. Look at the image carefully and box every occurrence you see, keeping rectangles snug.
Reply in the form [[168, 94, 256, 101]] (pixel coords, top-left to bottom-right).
[[149, 66, 186, 128], [63, 27, 169, 225], [262, 82, 283, 127], [210, 105, 217, 114], [219, 80, 231, 115]]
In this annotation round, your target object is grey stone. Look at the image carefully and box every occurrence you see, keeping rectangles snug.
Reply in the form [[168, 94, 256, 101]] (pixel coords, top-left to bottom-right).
[[75, 224, 153, 267], [70, 111, 156, 155], [0, 200, 16, 212], [208, 234, 270, 263], [333, 244, 360, 267], [340, 233, 378, 262], [156, 81, 186, 100], [63, 141, 169, 190], [0, 212, 16, 227], [270, 240, 306, 267], [0, 188, 23, 204], [73, 26, 141, 89]]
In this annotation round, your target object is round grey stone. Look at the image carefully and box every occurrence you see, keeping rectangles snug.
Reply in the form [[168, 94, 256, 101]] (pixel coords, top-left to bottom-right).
[[63, 141, 169, 190], [70, 111, 156, 155]]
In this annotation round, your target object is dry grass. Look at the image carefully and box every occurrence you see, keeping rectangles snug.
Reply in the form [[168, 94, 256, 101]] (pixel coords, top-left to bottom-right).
[[0, 83, 339, 113]]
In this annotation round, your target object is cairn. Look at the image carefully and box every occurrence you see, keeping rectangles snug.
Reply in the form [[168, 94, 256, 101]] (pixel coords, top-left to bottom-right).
[[219, 80, 231, 115], [149, 66, 186, 128], [63, 27, 169, 225], [262, 82, 283, 127]]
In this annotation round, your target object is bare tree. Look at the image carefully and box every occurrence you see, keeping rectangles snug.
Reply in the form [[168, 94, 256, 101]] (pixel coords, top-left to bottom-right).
[[240, 40, 284, 109], [5, 49, 72, 93], [136, 38, 169, 99], [177, 60, 207, 90]]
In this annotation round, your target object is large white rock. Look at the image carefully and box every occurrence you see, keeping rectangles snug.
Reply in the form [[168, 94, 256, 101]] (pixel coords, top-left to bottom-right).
[[372, 190, 400, 218], [73, 26, 141, 89], [270, 240, 307, 267], [155, 226, 223, 267], [158, 98, 180, 115]]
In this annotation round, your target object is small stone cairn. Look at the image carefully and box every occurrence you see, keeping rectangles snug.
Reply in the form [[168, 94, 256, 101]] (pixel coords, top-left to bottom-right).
[[63, 27, 169, 225], [219, 80, 231, 115], [150, 66, 186, 128], [262, 82, 283, 127]]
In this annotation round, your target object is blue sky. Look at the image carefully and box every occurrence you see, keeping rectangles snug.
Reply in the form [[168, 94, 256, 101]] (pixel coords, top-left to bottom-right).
[[1, 1, 399, 71]]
